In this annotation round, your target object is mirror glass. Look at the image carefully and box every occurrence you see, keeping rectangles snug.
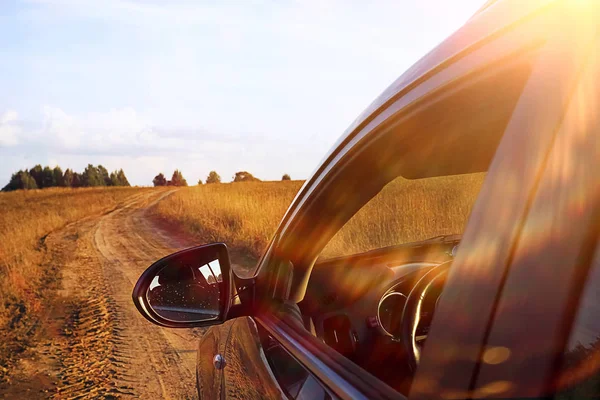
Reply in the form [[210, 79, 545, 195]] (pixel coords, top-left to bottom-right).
[[146, 256, 223, 322]]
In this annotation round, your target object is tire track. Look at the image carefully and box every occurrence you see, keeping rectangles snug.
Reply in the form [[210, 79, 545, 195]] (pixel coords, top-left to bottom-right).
[[88, 190, 202, 399], [33, 190, 206, 399]]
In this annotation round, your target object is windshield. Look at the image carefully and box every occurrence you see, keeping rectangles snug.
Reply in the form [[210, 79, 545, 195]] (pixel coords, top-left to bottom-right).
[[321, 172, 485, 259]]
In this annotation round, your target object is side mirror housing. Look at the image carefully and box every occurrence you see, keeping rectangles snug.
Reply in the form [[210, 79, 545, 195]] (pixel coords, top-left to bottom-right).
[[132, 243, 232, 328]]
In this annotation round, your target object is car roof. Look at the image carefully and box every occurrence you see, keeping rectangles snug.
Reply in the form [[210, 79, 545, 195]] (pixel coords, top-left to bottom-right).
[[319, 0, 556, 170], [274, 0, 557, 249], [252, 0, 560, 284]]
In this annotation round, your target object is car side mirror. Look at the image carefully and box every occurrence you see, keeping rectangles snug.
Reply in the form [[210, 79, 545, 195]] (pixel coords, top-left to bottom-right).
[[132, 243, 232, 328]]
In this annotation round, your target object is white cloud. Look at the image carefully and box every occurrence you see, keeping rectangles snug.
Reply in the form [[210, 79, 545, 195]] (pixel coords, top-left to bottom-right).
[[0, 103, 339, 185], [0, 110, 21, 147], [42, 106, 82, 149], [39, 106, 191, 152]]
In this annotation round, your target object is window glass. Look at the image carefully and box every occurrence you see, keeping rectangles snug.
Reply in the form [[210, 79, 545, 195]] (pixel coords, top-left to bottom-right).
[[198, 260, 222, 284], [321, 173, 485, 259]]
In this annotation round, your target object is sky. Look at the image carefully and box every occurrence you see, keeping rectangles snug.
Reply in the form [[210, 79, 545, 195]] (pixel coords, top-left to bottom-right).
[[0, 0, 485, 187]]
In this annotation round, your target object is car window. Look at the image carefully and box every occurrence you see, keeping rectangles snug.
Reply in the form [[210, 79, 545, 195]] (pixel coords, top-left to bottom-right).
[[302, 32, 543, 399], [320, 172, 485, 259], [552, 245, 600, 399]]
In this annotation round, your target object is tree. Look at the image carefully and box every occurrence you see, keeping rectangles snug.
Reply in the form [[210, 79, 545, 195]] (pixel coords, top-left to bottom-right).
[[72, 172, 82, 188], [63, 169, 74, 187], [282, 174, 291, 181], [3, 164, 131, 190], [153, 173, 167, 187], [116, 169, 130, 187], [97, 165, 111, 186], [233, 171, 260, 182], [2, 170, 38, 191], [170, 170, 188, 187], [53, 166, 64, 187], [41, 166, 56, 188], [82, 164, 104, 187], [206, 171, 221, 184], [110, 172, 120, 186], [197, 179, 203, 185], [29, 164, 44, 188]]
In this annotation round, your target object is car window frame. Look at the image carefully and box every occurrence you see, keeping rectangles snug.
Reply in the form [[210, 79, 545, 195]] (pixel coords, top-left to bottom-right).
[[247, 0, 559, 286], [249, 4, 569, 399], [254, 1, 565, 307]]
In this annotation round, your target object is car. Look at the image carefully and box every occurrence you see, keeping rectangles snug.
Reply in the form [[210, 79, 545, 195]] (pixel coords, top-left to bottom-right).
[[132, 0, 600, 398]]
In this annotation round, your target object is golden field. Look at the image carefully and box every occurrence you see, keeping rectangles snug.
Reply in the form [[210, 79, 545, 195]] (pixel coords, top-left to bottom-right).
[[152, 173, 485, 261], [0, 187, 148, 334], [152, 181, 304, 259], [0, 175, 484, 381], [0, 174, 485, 331], [0, 174, 484, 341]]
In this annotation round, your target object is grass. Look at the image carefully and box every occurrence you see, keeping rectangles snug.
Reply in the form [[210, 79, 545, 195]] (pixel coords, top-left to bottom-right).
[[0, 175, 484, 380], [152, 181, 304, 259], [0, 187, 148, 341], [322, 174, 485, 257], [152, 173, 485, 262], [0, 175, 484, 350]]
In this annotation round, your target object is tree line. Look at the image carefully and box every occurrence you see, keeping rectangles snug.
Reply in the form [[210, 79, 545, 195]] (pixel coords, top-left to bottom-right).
[[2, 164, 130, 192], [152, 170, 292, 186], [152, 170, 188, 187]]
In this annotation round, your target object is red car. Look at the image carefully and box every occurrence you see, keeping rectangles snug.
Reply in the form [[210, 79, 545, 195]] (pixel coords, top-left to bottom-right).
[[133, 0, 600, 398]]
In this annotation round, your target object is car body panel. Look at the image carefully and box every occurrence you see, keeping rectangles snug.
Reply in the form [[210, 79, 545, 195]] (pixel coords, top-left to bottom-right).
[[410, 4, 600, 398], [470, 26, 600, 397], [195, 1, 600, 399], [222, 317, 284, 399], [265, 0, 558, 271], [264, 0, 563, 305], [196, 326, 223, 399]]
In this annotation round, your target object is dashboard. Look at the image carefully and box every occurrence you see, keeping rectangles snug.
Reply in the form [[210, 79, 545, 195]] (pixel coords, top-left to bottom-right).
[[298, 235, 460, 391]]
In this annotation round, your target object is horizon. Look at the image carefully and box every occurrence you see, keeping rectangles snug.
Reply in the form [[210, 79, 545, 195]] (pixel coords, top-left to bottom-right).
[[0, 0, 484, 187]]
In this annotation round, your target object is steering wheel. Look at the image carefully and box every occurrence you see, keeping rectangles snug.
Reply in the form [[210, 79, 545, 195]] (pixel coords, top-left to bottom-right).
[[401, 260, 451, 371]]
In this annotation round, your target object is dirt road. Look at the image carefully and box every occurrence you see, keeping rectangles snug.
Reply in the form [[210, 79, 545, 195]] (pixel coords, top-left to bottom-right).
[[2, 190, 209, 399]]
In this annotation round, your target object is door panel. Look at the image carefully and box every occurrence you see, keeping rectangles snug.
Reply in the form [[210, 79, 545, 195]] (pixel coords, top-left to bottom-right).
[[197, 321, 238, 399], [221, 316, 335, 399], [222, 317, 284, 399], [410, 4, 596, 399], [197, 327, 223, 399], [471, 18, 600, 398]]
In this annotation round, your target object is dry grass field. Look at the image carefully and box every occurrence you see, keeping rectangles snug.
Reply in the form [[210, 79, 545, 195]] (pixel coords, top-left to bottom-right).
[[0, 174, 485, 333], [0, 187, 149, 345], [0, 175, 485, 395], [152, 181, 304, 259], [152, 173, 486, 261]]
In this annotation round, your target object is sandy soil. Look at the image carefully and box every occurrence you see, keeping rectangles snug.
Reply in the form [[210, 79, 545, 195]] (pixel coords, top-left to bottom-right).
[[0, 190, 210, 399]]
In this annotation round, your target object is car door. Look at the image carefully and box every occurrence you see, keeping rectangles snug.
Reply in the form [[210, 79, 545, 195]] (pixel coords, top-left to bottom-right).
[[218, 2, 596, 399], [445, 18, 600, 398], [197, 325, 224, 399], [410, 3, 599, 399], [221, 316, 335, 400]]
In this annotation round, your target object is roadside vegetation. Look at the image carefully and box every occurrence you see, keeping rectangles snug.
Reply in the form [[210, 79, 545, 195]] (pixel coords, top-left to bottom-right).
[[152, 180, 303, 258], [321, 173, 485, 257], [0, 171, 484, 378], [0, 186, 148, 374], [152, 173, 485, 261], [2, 164, 131, 192], [152, 170, 188, 187]]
